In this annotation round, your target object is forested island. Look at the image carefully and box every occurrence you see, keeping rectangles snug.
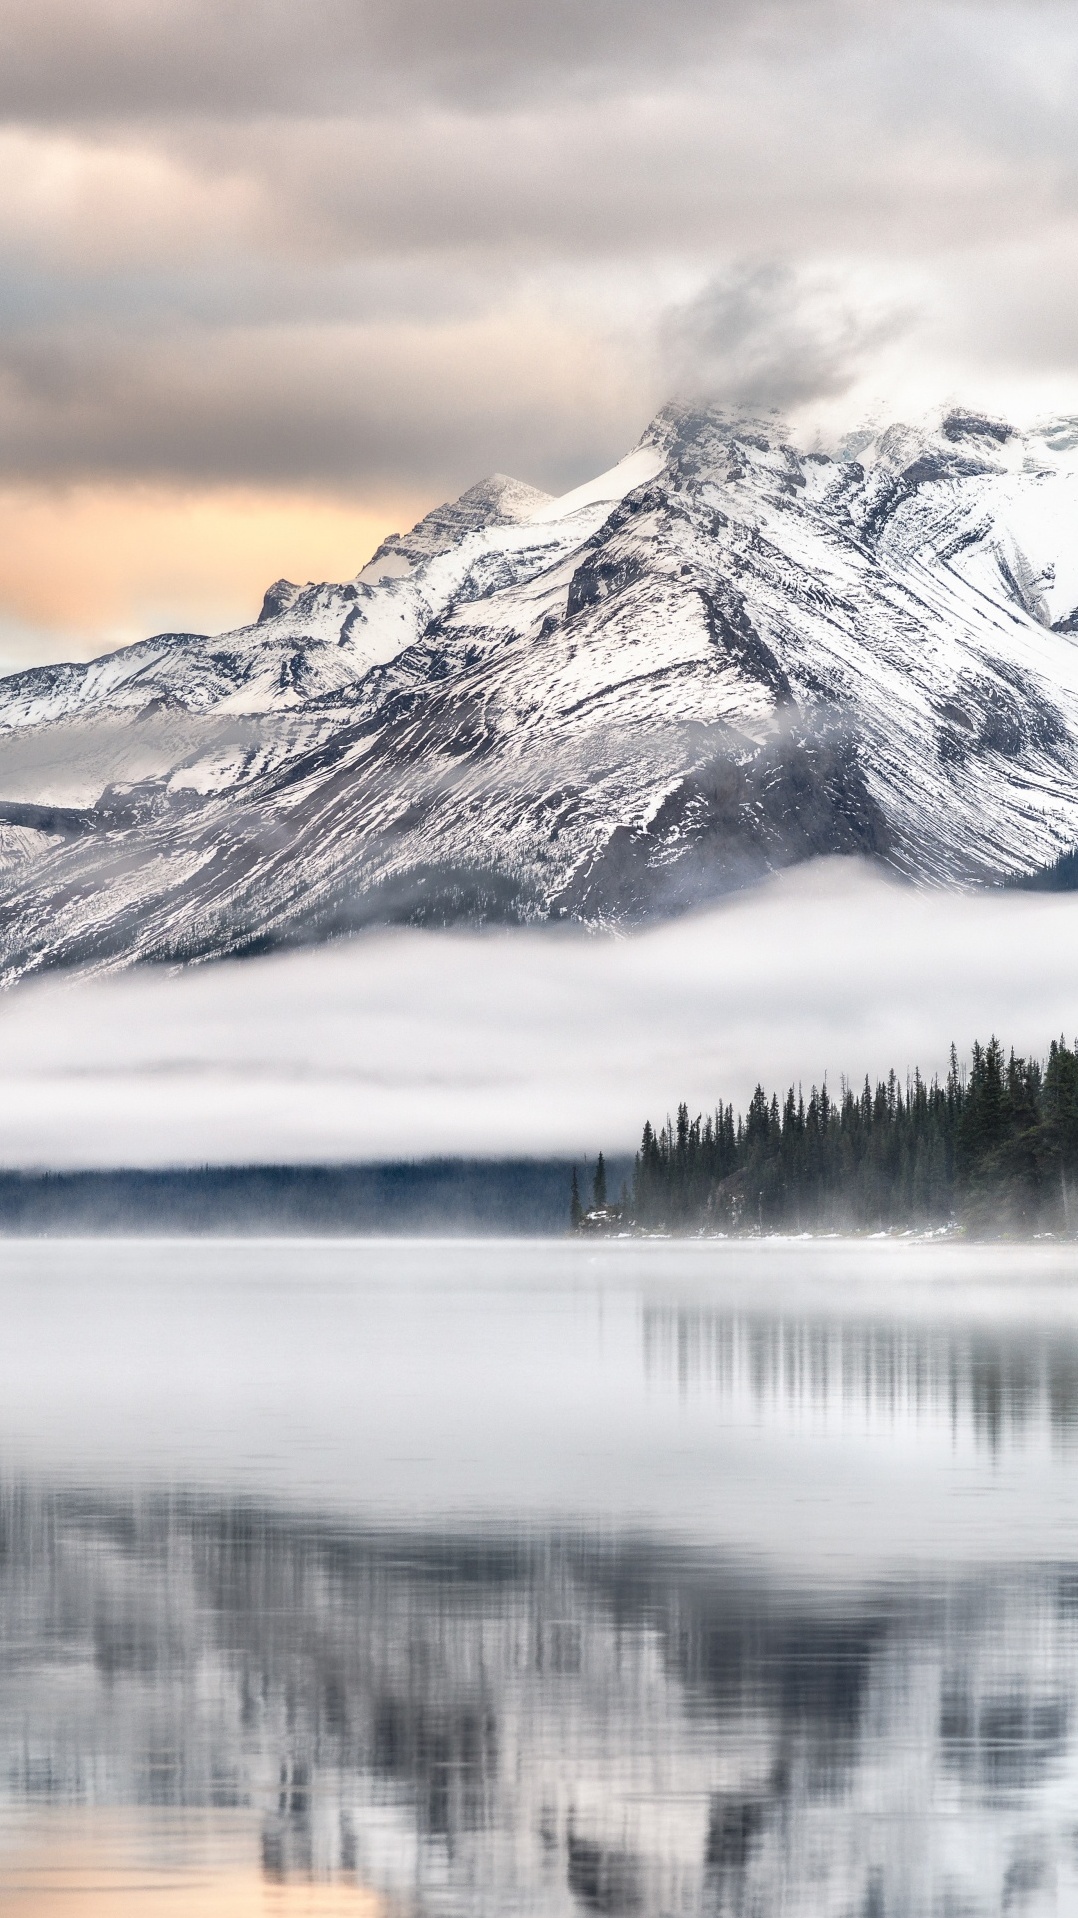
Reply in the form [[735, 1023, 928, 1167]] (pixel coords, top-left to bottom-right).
[[573, 1037, 1078, 1237]]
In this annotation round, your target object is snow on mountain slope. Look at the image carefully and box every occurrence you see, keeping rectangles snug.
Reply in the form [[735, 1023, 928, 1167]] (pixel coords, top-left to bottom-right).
[[2, 400, 1078, 980]]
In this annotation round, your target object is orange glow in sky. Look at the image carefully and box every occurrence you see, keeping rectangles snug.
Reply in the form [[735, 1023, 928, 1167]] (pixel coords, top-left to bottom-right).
[[0, 483, 429, 670]]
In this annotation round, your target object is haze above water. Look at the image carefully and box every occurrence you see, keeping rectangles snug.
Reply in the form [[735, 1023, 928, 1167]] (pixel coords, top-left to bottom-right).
[[3, 1238, 1078, 1916]]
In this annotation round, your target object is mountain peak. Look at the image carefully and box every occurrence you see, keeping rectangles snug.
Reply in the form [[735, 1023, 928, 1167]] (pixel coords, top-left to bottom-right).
[[257, 578, 302, 624], [639, 397, 789, 456], [360, 472, 553, 582], [458, 473, 554, 523]]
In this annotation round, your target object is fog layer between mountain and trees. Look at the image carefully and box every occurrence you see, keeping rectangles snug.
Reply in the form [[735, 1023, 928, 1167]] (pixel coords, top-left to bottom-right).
[[576, 1036, 1078, 1238]]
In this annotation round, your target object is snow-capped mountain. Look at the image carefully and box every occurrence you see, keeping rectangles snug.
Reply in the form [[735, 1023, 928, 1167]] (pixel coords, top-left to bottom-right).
[[2, 401, 1078, 978]]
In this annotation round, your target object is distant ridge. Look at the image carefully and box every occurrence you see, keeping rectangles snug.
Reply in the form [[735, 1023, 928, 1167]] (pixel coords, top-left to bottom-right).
[[0, 1159, 633, 1237]]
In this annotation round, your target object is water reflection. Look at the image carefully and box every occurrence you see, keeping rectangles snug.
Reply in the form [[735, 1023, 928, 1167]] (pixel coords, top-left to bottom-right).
[[2, 1240, 1078, 1913], [643, 1304, 1078, 1447], [2, 1485, 1078, 1914], [0, 1812, 381, 1917]]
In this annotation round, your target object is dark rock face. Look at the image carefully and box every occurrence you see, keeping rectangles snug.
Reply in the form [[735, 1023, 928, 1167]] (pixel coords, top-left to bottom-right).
[[566, 554, 644, 618], [258, 580, 300, 623], [699, 587, 795, 706], [941, 409, 1016, 445], [552, 734, 891, 923]]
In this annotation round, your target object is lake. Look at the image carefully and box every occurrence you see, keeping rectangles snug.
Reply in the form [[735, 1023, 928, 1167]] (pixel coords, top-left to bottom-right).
[[1, 1236, 1077, 1915]]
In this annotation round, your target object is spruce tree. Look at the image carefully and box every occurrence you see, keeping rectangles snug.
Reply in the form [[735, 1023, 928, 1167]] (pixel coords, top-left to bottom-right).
[[1043, 1038, 1078, 1229], [570, 1168, 583, 1231], [592, 1153, 607, 1210], [618, 1031, 1078, 1235]]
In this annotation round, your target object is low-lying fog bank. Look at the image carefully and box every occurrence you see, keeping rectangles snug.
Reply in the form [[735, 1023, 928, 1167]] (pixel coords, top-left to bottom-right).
[[0, 857, 1076, 1169]]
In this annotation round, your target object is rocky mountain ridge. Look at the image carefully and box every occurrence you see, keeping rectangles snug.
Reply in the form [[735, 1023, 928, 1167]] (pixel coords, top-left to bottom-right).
[[1, 400, 1078, 979]]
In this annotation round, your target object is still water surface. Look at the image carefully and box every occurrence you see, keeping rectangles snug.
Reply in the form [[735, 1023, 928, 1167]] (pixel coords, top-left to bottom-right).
[[2, 1237, 1078, 1915]]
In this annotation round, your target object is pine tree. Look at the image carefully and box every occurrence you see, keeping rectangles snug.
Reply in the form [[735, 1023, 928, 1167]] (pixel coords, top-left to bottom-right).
[[1043, 1038, 1078, 1230], [569, 1167, 583, 1231], [592, 1153, 607, 1210], [617, 1032, 1078, 1235]]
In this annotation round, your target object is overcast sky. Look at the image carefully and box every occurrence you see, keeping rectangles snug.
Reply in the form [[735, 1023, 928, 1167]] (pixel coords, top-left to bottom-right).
[[2, 0, 1077, 666]]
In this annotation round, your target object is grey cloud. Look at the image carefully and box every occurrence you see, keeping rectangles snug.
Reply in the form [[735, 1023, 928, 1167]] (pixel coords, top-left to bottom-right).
[[229, 102, 1036, 259], [7, 88, 1070, 285], [0, 0, 1077, 502], [0, 0, 862, 120], [0, 315, 647, 493], [661, 262, 912, 410], [0, 0, 1068, 137], [34, 0, 1064, 285], [0, 255, 502, 333]]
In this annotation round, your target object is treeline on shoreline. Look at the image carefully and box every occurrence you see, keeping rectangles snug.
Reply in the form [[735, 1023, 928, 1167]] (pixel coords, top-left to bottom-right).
[[573, 1037, 1078, 1237]]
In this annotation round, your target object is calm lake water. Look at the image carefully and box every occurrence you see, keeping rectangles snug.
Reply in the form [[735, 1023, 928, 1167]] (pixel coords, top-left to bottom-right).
[[2, 1237, 1078, 1916]]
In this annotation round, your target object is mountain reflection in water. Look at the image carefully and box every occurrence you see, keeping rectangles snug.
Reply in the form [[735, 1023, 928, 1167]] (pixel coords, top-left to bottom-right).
[[1, 1238, 1078, 1916]]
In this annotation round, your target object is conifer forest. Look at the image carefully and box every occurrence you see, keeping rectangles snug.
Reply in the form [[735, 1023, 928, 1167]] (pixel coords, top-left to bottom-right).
[[575, 1037, 1078, 1237]]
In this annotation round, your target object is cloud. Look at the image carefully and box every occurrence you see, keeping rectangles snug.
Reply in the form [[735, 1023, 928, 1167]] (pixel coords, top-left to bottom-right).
[[0, 0, 855, 121], [0, 0, 1070, 129], [3, 1, 1078, 655], [661, 262, 911, 410], [1, 859, 1077, 1169], [0, 309, 646, 491]]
